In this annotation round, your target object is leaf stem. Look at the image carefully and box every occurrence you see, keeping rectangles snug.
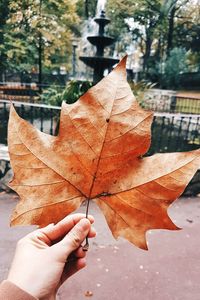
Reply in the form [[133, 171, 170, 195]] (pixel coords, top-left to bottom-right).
[[82, 193, 111, 251], [82, 198, 90, 251], [85, 198, 90, 219]]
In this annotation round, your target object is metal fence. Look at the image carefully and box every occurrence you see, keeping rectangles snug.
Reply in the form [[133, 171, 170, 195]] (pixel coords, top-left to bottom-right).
[[142, 96, 200, 115], [0, 100, 60, 145], [0, 100, 199, 154], [148, 113, 200, 154], [0, 82, 66, 103], [175, 96, 200, 114], [1, 83, 200, 115], [143, 89, 200, 114]]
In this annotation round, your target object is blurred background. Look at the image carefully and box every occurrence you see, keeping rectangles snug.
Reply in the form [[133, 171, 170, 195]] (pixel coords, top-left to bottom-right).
[[0, 0, 200, 195], [0, 3, 200, 299]]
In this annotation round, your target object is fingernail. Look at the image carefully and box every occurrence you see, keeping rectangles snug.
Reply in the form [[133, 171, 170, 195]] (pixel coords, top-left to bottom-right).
[[45, 223, 54, 229], [88, 215, 95, 223]]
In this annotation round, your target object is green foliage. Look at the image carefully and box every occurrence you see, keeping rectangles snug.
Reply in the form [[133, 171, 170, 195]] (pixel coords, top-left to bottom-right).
[[42, 80, 153, 107], [106, 0, 134, 38], [76, 0, 98, 19], [40, 86, 63, 105], [41, 80, 93, 106], [0, 0, 199, 90], [163, 48, 188, 89], [0, 0, 10, 79], [61, 80, 93, 104], [106, 0, 200, 87], [128, 80, 156, 105], [1, 0, 80, 74], [187, 52, 200, 72]]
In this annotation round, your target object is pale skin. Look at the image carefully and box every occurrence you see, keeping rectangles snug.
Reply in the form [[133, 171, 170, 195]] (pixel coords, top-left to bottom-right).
[[7, 213, 96, 300]]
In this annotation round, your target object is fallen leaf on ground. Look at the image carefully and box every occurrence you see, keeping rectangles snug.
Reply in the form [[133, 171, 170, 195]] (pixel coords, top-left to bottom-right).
[[85, 290, 93, 297], [8, 57, 200, 249]]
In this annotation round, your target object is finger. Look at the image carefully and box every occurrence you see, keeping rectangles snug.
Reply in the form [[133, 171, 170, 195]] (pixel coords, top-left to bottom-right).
[[87, 226, 96, 238], [61, 258, 86, 284], [74, 246, 87, 258], [66, 246, 86, 262], [23, 224, 54, 246], [67, 229, 96, 259], [55, 218, 91, 256], [32, 222, 96, 249], [41, 214, 94, 243]]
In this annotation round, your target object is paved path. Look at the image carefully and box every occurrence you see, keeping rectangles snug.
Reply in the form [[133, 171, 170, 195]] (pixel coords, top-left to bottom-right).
[[1, 193, 200, 300]]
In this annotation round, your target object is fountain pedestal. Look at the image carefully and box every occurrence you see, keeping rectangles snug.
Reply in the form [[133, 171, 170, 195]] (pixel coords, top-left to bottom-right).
[[80, 10, 119, 83]]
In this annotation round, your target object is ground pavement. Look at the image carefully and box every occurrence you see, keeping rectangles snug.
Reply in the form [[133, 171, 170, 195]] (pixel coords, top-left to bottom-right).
[[1, 193, 200, 300]]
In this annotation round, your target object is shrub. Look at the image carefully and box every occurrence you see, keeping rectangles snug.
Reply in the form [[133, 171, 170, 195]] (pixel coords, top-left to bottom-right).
[[128, 80, 156, 106], [163, 48, 188, 89], [41, 80, 93, 106]]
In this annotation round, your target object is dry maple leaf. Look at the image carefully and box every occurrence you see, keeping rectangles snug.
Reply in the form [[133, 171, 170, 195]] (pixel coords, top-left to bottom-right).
[[8, 57, 200, 250]]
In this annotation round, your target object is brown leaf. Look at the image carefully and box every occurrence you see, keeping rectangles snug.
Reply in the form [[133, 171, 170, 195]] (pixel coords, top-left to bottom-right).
[[8, 57, 200, 249], [85, 291, 93, 297]]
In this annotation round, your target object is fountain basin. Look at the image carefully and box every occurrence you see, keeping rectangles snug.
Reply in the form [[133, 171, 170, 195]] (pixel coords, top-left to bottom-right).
[[94, 17, 110, 26], [87, 36, 115, 47], [79, 9, 119, 83], [79, 56, 119, 70]]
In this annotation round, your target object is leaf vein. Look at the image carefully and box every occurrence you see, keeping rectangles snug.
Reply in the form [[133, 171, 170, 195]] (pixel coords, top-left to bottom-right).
[[105, 114, 152, 143]]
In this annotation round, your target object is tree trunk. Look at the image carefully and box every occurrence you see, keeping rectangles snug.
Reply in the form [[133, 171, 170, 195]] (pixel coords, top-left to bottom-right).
[[85, 0, 89, 18], [167, 5, 176, 54], [38, 0, 42, 92], [38, 32, 42, 92], [0, 0, 9, 81], [143, 35, 152, 74]]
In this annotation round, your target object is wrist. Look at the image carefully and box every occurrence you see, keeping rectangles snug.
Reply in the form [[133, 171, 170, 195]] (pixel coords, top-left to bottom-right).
[[7, 278, 56, 300], [0, 280, 38, 300], [7, 277, 39, 299]]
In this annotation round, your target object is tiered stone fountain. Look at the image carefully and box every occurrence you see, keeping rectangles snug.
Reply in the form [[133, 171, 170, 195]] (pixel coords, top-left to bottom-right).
[[79, 10, 119, 83]]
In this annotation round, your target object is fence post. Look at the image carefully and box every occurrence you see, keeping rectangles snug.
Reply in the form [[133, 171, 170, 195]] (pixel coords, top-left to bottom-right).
[[170, 95, 177, 113]]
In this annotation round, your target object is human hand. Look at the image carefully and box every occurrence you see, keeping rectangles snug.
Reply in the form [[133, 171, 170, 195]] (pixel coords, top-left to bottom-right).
[[7, 213, 96, 300]]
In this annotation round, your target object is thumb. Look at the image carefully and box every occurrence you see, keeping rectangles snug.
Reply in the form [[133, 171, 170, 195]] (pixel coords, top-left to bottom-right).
[[56, 218, 91, 256]]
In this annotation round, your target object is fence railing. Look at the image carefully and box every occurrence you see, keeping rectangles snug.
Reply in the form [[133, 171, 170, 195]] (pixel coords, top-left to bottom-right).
[[1, 83, 200, 114], [0, 100, 60, 145], [175, 96, 200, 114], [149, 112, 200, 155], [0, 82, 65, 103], [143, 89, 200, 114], [0, 100, 199, 155]]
